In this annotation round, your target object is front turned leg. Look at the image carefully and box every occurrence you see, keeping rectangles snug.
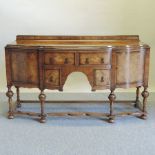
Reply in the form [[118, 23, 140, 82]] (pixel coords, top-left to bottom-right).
[[39, 90, 46, 123], [16, 86, 21, 108], [6, 86, 14, 119], [108, 90, 116, 123], [140, 87, 149, 119]]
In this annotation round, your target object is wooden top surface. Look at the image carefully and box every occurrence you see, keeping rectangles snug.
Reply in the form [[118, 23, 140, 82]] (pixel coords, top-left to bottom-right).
[[6, 35, 150, 49]]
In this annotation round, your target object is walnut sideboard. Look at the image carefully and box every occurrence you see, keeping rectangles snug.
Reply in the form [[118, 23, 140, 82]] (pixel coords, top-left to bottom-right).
[[5, 35, 150, 123]]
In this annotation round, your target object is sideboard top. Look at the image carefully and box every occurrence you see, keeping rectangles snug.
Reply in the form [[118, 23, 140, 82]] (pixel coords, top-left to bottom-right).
[[6, 35, 150, 49]]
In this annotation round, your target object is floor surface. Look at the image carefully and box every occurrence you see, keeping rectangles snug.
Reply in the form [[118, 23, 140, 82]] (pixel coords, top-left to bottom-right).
[[0, 94, 155, 155]]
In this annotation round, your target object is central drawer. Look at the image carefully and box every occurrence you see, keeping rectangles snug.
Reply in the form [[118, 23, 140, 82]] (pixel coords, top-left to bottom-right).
[[79, 52, 111, 65], [44, 52, 75, 65]]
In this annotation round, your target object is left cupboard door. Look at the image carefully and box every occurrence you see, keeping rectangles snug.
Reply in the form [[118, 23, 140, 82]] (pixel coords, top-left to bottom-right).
[[6, 49, 39, 87]]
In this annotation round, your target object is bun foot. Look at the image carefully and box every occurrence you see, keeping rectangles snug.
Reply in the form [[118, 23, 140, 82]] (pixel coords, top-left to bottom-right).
[[108, 118, 115, 123], [8, 114, 14, 119], [39, 115, 46, 123], [140, 114, 147, 120], [39, 118, 46, 123]]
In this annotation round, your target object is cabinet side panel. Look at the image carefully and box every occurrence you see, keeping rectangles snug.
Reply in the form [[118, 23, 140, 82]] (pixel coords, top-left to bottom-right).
[[11, 50, 38, 85], [5, 49, 12, 86], [116, 50, 145, 87]]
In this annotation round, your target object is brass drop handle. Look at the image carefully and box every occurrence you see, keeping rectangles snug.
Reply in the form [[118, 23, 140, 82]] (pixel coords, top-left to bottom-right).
[[49, 76, 53, 82], [49, 58, 53, 64], [64, 58, 69, 64], [101, 76, 104, 82], [85, 58, 89, 64], [101, 58, 104, 64]]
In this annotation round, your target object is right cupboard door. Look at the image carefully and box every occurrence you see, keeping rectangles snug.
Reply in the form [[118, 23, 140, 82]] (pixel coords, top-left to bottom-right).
[[116, 50, 145, 88]]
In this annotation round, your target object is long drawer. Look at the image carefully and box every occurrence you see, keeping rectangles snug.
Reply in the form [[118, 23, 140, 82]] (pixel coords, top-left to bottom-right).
[[79, 52, 111, 65], [44, 52, 75, 65]]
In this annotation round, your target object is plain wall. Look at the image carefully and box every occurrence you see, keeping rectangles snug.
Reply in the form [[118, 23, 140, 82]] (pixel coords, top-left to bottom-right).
[[0, 0, 155, 92]]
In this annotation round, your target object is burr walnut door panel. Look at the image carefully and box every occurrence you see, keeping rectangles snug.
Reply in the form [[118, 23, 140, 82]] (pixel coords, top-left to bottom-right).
[[44, 69, 60, 88], [94, 69, 110, 86], [79, 52, 111, 65], [44, 52, 75, 65], [116, 51, 145, 87], [11, 50, 38, 85]]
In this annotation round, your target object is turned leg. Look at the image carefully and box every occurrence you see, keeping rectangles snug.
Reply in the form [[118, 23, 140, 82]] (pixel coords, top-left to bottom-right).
[[16, 86, 21, 108], [39, 90, 46, 123], [140, 87, 149, 119], [134, 86, 141, 108], [108, 90, 116, 123], [6, 86, 14, 119]]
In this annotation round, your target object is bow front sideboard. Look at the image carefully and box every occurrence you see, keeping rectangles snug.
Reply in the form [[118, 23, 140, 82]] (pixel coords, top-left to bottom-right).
[[5, 35, 150, 123]]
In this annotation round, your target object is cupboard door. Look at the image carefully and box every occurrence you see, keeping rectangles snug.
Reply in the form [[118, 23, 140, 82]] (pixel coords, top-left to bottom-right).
[[116, 51, 145, 86], [11, 50, 38, 85]]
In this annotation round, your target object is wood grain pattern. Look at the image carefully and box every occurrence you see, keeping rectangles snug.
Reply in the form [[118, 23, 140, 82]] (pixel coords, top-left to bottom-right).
[[79, 52, 110, 65], [11, 50, 38, 84], [94, 69, 110, 86], [116, 50, 145, 87], [44, 69, 60, 87], [44, 52, 75, 65]]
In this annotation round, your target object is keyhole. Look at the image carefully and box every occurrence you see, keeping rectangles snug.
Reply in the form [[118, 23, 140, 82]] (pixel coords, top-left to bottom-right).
[[101, 76, 104, 82], [64, 58, 68, 64], [85, 58, 89, 64], [101, 58, 104, 63]]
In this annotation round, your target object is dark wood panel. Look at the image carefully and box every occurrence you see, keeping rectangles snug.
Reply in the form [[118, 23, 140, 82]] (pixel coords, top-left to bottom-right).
[[116, 50, 145, 87], [11, 50, 38, 85], [44, 52, 75, 65], [79, 52, 111, 65], [16, 35, 139, 40], [44, 69, 60, 87]]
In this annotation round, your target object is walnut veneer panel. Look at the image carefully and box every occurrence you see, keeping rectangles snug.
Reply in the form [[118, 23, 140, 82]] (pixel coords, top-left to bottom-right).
[[116, 51, 145, 87], [44, 69, 60, 87], [44, 52, 75, 65], [79, 52, 110, 65], [11, 50, 38, 84], [94, 69, 110, 86]]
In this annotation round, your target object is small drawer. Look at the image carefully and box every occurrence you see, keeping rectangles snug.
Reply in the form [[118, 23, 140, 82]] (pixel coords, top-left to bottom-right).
[[94, 69, 110, 86], [79, 53, 110, 65], [44, 52, 75, 65], [44, 69, 60, 86]]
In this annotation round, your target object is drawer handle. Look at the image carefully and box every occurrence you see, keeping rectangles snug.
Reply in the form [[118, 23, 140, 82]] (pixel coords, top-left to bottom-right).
[[85, 58, 89, 64], [101, 76, 104, 82], [101, 58, 104, 64], [49, 76, 53, 82], [64, 58, 69, 64], [49, 58, 53, 64]]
